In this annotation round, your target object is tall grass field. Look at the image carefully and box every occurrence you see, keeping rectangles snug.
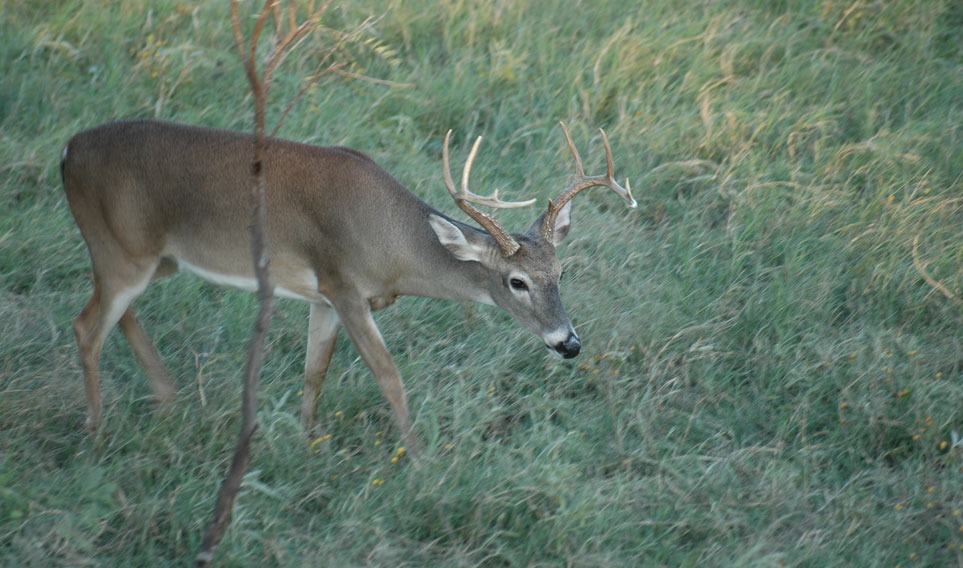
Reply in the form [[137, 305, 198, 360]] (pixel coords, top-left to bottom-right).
[[2, 1, 962, 565]]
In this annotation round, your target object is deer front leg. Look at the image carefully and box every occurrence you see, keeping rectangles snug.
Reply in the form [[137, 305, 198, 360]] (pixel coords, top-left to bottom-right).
[[333, 295, 419, 455], [300, 302, 340, 431]]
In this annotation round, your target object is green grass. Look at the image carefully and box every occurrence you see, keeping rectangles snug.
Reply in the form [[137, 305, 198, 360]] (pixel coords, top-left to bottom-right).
[[2, 0, 962, 565]]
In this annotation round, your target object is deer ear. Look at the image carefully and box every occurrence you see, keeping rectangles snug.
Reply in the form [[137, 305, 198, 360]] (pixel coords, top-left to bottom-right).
[[551, 201, 572, 245], [428, 214, 488, 262], [528, 201, 572, 246]]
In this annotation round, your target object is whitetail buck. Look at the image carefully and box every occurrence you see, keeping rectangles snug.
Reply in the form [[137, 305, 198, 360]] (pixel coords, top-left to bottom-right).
[[61, 120, 635, 447]]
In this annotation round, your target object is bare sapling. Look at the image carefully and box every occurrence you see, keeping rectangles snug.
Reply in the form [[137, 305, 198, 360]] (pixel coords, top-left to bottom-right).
[[191, 2, 350, 565]]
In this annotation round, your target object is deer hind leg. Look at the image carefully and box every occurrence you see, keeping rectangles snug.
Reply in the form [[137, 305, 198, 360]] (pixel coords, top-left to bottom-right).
[[300, 302, 340, 431], [117, 311, 173, 405], [117, 258, 178, 405], [73, 258, 158, 436]]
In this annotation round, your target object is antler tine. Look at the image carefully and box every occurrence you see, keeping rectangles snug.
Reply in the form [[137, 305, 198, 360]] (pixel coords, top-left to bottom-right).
[[597, 127, 636, 208], [441, 130, 536, 257], [461, 136, 482, 201], [442, 130, 458, 198], [542, 122, 637, 243], [560, 122, 584, 178], [600, 128, 615, 180]]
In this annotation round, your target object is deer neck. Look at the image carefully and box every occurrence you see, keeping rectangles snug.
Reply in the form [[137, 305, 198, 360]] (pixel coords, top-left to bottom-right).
[[395, 216, 498, 307]]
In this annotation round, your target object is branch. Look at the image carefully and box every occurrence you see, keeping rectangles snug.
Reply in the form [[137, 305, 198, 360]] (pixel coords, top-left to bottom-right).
[[271, 61, 346, 137]]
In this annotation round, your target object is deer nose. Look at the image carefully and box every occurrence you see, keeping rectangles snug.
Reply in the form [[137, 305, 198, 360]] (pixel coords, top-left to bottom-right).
[[551, 333, 581, 359]]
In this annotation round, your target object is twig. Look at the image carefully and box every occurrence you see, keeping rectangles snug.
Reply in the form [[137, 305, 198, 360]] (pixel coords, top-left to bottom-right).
[[272, 62, 346, 137], [270, 13, 382, 137]]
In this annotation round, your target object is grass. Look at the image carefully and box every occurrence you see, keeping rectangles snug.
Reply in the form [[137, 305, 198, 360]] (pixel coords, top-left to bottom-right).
[[1, 0, 962, 565]]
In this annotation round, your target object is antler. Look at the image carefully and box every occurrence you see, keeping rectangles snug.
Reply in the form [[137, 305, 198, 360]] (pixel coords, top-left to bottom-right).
[[442, 130, 536, 257], [542, 122, 637, 243]]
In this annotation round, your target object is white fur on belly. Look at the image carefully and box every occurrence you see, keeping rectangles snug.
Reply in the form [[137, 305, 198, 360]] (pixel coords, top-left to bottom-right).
[[177, 259, 325, 303]]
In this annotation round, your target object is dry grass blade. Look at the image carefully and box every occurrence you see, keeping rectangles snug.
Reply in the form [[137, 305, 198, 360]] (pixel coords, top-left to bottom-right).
[[911, 234, 961, 306]]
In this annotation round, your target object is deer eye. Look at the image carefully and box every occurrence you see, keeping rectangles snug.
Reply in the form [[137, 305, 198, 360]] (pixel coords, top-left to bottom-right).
[[509, 277, 529, 291]]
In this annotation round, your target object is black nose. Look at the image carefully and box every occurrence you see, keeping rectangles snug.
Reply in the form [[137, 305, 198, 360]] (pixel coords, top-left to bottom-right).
[[552, 333, 581, 359]]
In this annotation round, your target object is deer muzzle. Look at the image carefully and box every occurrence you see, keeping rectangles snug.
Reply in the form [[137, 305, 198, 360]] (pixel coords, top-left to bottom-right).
[[549, 332, 581, 359]]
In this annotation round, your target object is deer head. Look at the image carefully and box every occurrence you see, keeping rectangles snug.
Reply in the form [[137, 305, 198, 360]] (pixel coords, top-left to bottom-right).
[[428, 123, 636, 358]]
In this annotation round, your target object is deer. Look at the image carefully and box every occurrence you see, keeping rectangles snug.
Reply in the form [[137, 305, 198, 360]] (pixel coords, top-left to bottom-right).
[[60, 119, 636, 450]]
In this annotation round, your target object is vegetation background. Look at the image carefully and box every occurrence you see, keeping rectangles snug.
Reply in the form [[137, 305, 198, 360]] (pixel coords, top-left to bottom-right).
[[1, 0, 961, 565]]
